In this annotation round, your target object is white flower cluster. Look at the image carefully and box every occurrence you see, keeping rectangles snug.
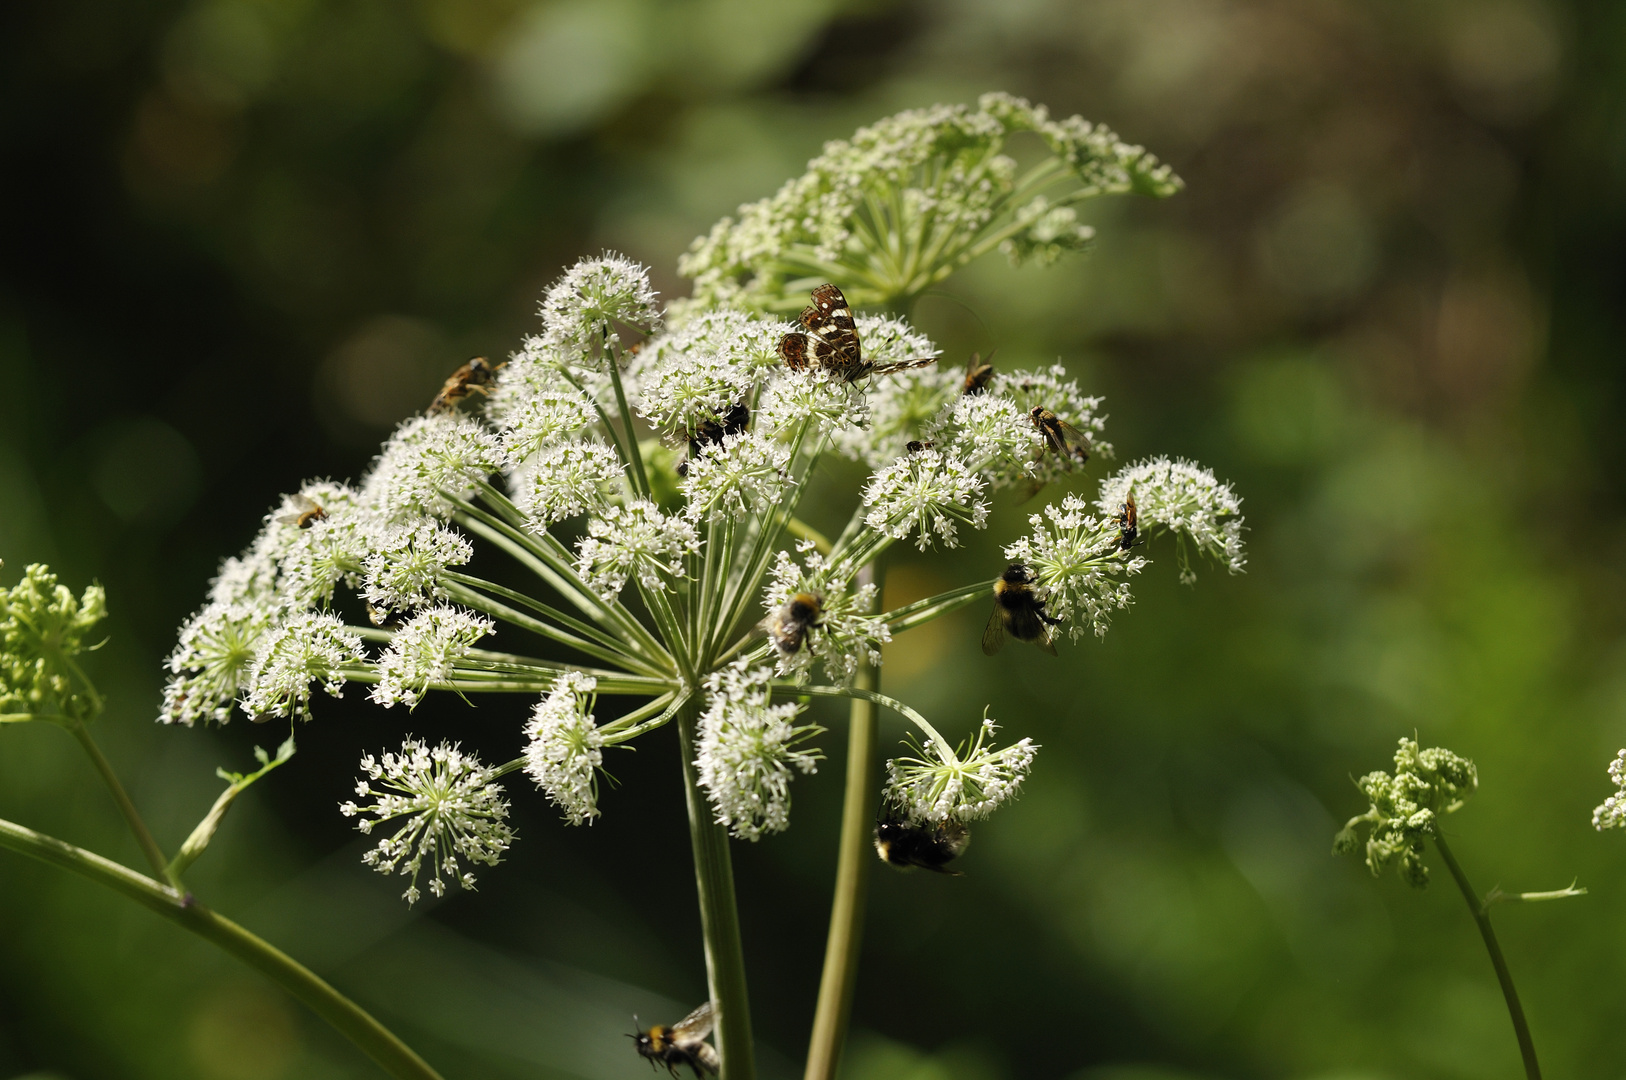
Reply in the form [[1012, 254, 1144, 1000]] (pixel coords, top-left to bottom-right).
[[523, 672, 605, 826], [679, 92, 1182, 314], [371, 606, 493, 709], [883, 717, 1037, 825], [341, 739, 513, 905], [361, 520, 473, 613], [696, 660, 824, 841], [241, 612, 365, 721], [1004, 495, 1144, 640], [1594, 750, 1626, 831], [1096, 457, 1245, 582], [762, 544, 890, 683], [361, 414, 506, 522], [863, 449, 988, 550], [575, 500, 699, 598], [681, 432, 793, 522], [537, 252, 661, 360]]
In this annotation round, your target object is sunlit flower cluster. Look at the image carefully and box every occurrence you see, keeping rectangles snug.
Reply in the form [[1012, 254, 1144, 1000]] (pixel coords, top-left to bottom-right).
[[882, 717, 1037, 825], [524, 672, 606, 826], [696, 660, 824, 841]]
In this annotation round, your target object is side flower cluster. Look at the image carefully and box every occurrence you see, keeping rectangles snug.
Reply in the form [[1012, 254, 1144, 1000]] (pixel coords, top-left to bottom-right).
[[1334, 737, 1478, 888]]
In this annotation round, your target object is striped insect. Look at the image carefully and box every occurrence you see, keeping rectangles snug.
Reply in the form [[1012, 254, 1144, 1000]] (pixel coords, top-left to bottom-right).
[[778, 284, 937, 383]]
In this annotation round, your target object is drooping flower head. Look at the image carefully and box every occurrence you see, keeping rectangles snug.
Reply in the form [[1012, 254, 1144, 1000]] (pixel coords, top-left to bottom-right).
[[341, 740, 514, 905], [1334, 737, 1478, 888], [696, 660, 824, 841], [523, 672, 606, 826], [1097, 457, 1245, 583], [882, 716, 1037, 825]]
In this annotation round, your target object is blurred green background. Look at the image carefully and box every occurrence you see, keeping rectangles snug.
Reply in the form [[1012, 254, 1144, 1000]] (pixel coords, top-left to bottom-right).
[[3, 0, 1625, 1078]]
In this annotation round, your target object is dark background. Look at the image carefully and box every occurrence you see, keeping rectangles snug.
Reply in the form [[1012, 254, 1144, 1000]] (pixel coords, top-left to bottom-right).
[[4, 1, 1626, 1078]]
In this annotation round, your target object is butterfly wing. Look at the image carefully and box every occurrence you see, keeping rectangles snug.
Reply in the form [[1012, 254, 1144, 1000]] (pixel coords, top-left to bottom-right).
[[800, 284, 864, 377]]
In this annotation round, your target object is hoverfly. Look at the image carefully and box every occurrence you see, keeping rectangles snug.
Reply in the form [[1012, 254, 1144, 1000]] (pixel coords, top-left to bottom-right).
[[630, 1001, 718, 1078], [1115, 490, 1138, 551], [778, 284, 937, 383], [428, 357, 505, 414], [962, 351, 994, 396], [982, 562, 1060, 656], [1029, 405, 1090, 464], [276, 494, 327, 530]]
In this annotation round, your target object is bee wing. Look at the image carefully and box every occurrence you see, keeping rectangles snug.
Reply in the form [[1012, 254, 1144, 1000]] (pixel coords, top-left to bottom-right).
[[981, 606, 1007, 655], [275, 494, 317, 525], [671, 1001, 714, 1041], [1034, 627, 1059, 657]]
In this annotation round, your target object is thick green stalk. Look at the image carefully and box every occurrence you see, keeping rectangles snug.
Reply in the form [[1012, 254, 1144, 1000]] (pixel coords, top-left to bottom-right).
[[675, 697, 755, 1079], [1432, 831, 1541, 1080], [0, 816, 443, 1080], [803, 561, 882, 1080], [66, 720, 177, 889]]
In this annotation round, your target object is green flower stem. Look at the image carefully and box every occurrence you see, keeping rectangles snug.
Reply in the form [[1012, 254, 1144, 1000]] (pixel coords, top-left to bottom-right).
[[443, 571, 649, 663], [441, 581, 654, 674], [605, 338, 652, 498], [675, 696, 755, 1080], [803, 563, 881, 1080], [1432, 831, 1542, 1080], [880, 579, 996, 633], [788, 685, 955, 763], [0, 815, 444, 1080], [66, 720, 177, 888]]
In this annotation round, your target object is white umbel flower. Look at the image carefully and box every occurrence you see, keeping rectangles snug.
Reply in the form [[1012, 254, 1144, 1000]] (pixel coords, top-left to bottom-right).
[[361, 520, 474, 613], [341, 739, 513, 905], [1003, 495, 1145, 640], [862, 449, 988, 550], [494, 382, 600, 463], [241, 612, 366, 721], [1096, 457, 1245, 582], [371, 606, 493, 709], [695, 660, 823, 841], [883, 717, 1037, 824], [941, 392, 1038, 482], [361, 414, 506, 522], [523, 672, 605, 825], [1594, 750, 1626, 831], [756, 368, 867, 440], [827, 317, 953, 467], [160, 602, 274, 725], [513, 440, 624, 527], [575, 500, 699, 597], [681, 431, 793, 522], [634, 308, 781, 433], [538, 253, 660, 361]]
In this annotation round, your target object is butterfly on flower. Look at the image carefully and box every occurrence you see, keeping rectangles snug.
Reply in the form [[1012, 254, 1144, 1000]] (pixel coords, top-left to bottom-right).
[[778, 284, 938, 383]]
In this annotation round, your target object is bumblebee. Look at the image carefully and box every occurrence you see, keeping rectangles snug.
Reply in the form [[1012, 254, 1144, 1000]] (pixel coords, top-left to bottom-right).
[[678, 402, 751, 477], [904, 439, 935, 454], [982, 562, 1060, 656], [1029, 406, 1090, 464], [630, 1002, 718, 1078], [276, 494, 327, 530], [1114, 490, 1138, 551], [428, 356, 504, 414], [764, 592, 823, 656], [874, 812, 970, 874], [962, 351, 994, 396]]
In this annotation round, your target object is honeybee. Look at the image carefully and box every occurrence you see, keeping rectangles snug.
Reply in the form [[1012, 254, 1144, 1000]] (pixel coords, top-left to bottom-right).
[[982, 562, 1060, 656], [764, 591, 823, 656], [962, 351, 994, 395], [1029, 406, 1090, 464], [874, 812, 970, 874], [678, 402, 751, 478], [778, 284, 937, 383], [1115, 490, 1138, 551], [904, 439, 935, 454], [276, 495, 327, 530], [428, 357, 505, 414], [630, 1002, 718, 1078]]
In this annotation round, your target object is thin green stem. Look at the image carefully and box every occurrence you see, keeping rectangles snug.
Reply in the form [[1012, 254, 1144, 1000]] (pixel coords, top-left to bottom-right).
[[881, 579, 995, 633], [803, 562, 882, 1080], [1432, 831, 1542, 1080], [0, 815, 443, 1080], [66, 720, 177, 889], [675, 697, 755, 1080], [783, 684, 955, 763], [605, 338, 652, 498]]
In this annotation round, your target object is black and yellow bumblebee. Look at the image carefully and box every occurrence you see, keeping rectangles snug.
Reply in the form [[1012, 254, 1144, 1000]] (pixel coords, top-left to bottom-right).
[[677, 402, 751, 478], [1028, 405, 1090, 464], [904, 439, 935, 454], [962, 351, 994, 396], [982, 562, 1060, 656], [630, 1002, 718, 1078], [1114, 490, 1139, 551], [764, 592, 824, 656], [874, 811, 970, 874]]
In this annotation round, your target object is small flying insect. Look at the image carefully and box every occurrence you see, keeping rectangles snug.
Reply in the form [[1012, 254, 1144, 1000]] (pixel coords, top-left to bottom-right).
[[1029, 405, 1090, 464], [904, 439, 935, 454], [276, 494, 327, 530], [982, 562, 1061, 656], [428, 356, 505, 414], [678, 402, 751, 478], [630, 1002, 718, 1078], [962, 351, 994, 396], [778, 284, 937, 383], [1114, 490, 1139, 551], [874, 812, 970, 875], [764, 591, 823, 657]]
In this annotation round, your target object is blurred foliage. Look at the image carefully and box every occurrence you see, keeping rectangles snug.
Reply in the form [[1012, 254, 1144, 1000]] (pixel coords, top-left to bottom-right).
[[4, 0, 1626, 1078]]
